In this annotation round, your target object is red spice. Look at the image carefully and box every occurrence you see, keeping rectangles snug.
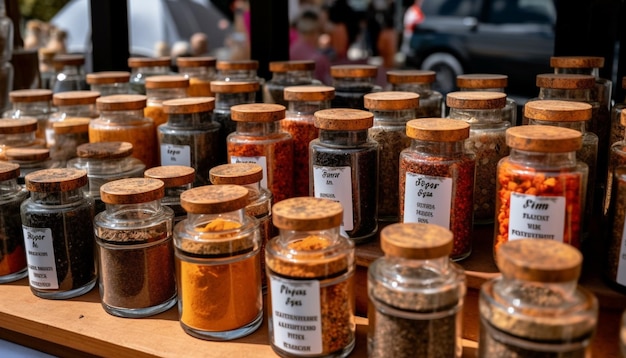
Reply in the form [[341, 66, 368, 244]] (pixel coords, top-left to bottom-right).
[[280, 117, 317, 197]]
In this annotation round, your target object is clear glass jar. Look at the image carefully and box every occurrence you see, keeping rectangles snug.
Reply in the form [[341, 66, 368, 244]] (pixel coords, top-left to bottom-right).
[[495, 125, 587, 253], [6, 88, 53, 142], [144, 165, 194, 225], [39, 48, 55, 90], [21, 168, 96, 299], [175, 184, 262, 340], [330, 64, 382, 110], [311, 108, 379, 243], [266, 197, 355, 358], [0, 2, 12, 64], [479, 239, 598, 357], [228, 103, 294, 203], [368, 223, 465, 358], [447, 91, 509, 225], [263, 60, 320, 106], [48, 90, 100, 146], [0, 62, 12, 113], [50, 117, 90, 163], [622, 310, 626, 357], [0, 118, 42, 160], [0, 162, 28, 283], [144, 75, 189, 129], [607, 111, 626, 217], [282, 85, 334, 197], [159, 97, 219, 186], [86, 71, 131, 96], [611, 76, 626, 150], [6, 148, 60, 185], [456, 74, 518, 126], [128, 56, 172, 95], [50, 54, 89, 93], [387, 70, 443, 118], [365, 91, 418, 223], [176, 56, 216, 97], [215, 59, 262, 83], [95, 177, 176, 317]]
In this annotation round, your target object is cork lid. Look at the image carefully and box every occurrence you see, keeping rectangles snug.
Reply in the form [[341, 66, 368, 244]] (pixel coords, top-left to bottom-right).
[[53, 54, 85, 66], [210, 80, 259, 93], [364, 91, 419, 110], [284, 85, 335, 101], [0, 161, 20, 181], [209, 163, 263, 185], [5, 148, 49, 161], [76, 141, 133, 159], [550, 56, 605, 69], [269, 60, 315, 72], [272, 197, 343, 231], [180, 184, 249, 214], [145, 75, 189, 89], [100, 178, 165, 204], [25, 168, 88, 192], [535, 74, 595, 89], [330, 64, 377, 78], [386, 70, 436, 84], [96, 94, 147, 111], [524, 100, 592, 122], [231, 103, 286, 122], [176, 56, 216, 67], [86, 71, 131, 85], [406, 118, 470, 141], [9, 89, 53, 102], [497, 239, 582, 282], [144, 165, 195, 187], [127, 56, 171, 68], [216, 60, 259, 71], [380, 223, 453, 260], [506, 125, 582, 152], [53, 91, 101, 106], [53, 117, 91, 134], [456, 74, 508, 89], [314, 108, 374, 130], [0, 118, 38, 134], [446, 91, 507, 109], [163, 97, 215, 114]]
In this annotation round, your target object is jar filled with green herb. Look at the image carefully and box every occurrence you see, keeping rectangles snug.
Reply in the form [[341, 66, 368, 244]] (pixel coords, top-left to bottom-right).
[[330, 64, 381, 110], [144, 165, 195, 225], [456, 74, 517, 126], [386, 70, 443, 118], [128, 56, 172, 95], [0, 162, 28, 283], [264, 60, 319, 106], [86, 71, 131, 96], [176, 56, 216, 97]]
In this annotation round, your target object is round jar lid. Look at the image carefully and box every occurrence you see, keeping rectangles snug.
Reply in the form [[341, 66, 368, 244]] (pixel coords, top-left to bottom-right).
[[210, 80, 259, 93], [96, 94, 147, 111], [100, 178, 165, 204], [506, 125, 582, 152], [269, 60, 315, 72], [284, 85, 335, 101], [550, 56, 605, 69], [406, 118, 470, 141], [6, 148, 49, 161], [216, 59, 258, 70], [209, 163, 263, 185], [86, 71, 131, 84], [25, 168, 88, 192], [456, 73, 508, 88], [524, 100, 592, 122], [386, 70, 436, 84], [0, 118, 38, 134], [127, 56, 171, 68], [145, 75, 189, 89], [364, 91, 419, 110], [535, 74, 595, 89], [180, 184, 249, 214], [76, 141, 133, 159], [144, 165, 195, 187], [380, 223, 453, 259], [163, 97, 215, 114], [9, 89, 53, 102], [53, 91, 101, 106], [176, 56, 216, 67], [0, 161, 20, 181], [53, 54, 85, 66], [314, 108, 374, 130], [446, 91, 507, 109], [231, 103, 285, 122], [273, 197, 343, 231], [330, 64, 377, 78], [53, 117, 91, 134]]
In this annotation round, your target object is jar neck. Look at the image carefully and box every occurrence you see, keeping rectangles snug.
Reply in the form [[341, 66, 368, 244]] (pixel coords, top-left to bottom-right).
[[184, 208, 247, 230], [0, 132, 36, 146], [277, 226, 342, 243], [495, 275, 579, 309], [333, 76, 376, 89], [287, 100, 331, 115], [391, 82, 433, 93], [216, 69, 258, 81], [30, 187, 85, 205], [410, 139, 466, 156], [12, 101, 51, 111], [104, 199, 162, 215], [99, 109, 145, 121], [236, 121, 280, 135], [554, 68, 598, 77], [69, 156, 141, 175], [180, 66, 215, 78], [166, 111, 214, 127], [372, 108, 416, 124], [146, 87, 188, 101], [0, 178, 23, 199], [528, 119, 587, 133], [509, 148, 578, 167], [458, 87, 505, 93], [270, 70, 314, 84], [448, 108, 504, 124], [90, 83, 130, 96], [164, 184, 192, 198], [319, 129, 369, 146], [57, 64, 84, 76], [56, 103, 97, 117], [130, 66, 170, 77], [538, 88, 591, 101], [214, 92, 256, 108]]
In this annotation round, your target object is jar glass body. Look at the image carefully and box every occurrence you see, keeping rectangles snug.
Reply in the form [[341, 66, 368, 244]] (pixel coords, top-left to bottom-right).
[[129, 65, 171, 95], [90, 82, 130, 96], [458, 87, 517, 126], [51, 64, 88, 93], [47, 103, 98, 145], [163, 184, 191, 225], [263, 70, 320, 106], [179, 66, 215, 97], [244, 183, 273, 288], [389, 82, 443, 118], [12, 157, 61, 185], [213, 90, 257, 162], [0, 130, 42, 161], [145, 87, 188, 128], [5, 99, 53, 141], [331, 76, 382, 110], [0, 178, 28, 283]]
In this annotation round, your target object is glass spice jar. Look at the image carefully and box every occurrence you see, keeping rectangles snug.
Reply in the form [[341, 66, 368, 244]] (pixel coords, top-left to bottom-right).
[[311, 108, 379, 243], [86, 71, 131, 96], [0, 162, 28, 283], [479, 239, 598, 357], [266, 197, 356, 358], [5, 88, 53, 142], [610, 77, 626, 150], [128, 56, 172, 95], [174, 184, 263, 340], [228, 103, 294, 203], [0, 118, 42, 160], [446, 91, 508, 225], [48, 90, 100, 146], [5, 148, 60, 185], [95, 177, 176, 317], [399, 118, 475, 260], [606, 110, 626, 217], [50, 117, 90, 163], [145, 75, 190, 129], [176, 56, 216, 97], [365, 91, 419, 223], [263, 60, 319, 106], [456, 74, 518, 126], [367, 223, 465, 358], [386, 70, 443, 118], [330, 64, 382, 110], [21, 168, 96, 299], [50, 54, 89, 93], [144, 165, 195, 225]]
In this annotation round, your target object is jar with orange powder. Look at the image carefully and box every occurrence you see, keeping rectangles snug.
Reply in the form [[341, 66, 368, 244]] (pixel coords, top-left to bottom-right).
[[144, 75, 189, 129], [176, 56, 216, 97]]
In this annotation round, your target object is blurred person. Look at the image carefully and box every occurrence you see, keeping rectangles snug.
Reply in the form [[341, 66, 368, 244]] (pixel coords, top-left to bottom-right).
[[190, 32, 209, 56], [290, 9, 332, 85], [402, 0, 424, 53], [324, 0, 359, 62], [377, 10, 397, 69], [24, 20, 43, 50], [46, 28, 67, 55]]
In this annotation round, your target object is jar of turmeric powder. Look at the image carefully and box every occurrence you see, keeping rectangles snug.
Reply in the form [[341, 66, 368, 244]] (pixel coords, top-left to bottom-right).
[[86, 71, 131, 96], [128, 56, 172, 95], [174, 184, 262, 340], [0, 162, 28, 283], [263, 60, 319, 106], [266, 197, 355, 357], [144, 75, 190, 129], [386, 70, 443, 118], [144, 165, 195, 225], [176, 56, 216, 97]]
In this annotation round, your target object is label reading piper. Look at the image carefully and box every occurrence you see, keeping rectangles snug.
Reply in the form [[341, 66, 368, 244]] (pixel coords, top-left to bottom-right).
[[231, 156, 268, 189], [22, 226, 58, 289], [508, 192, 565, 242], [160, 144, 191, 166], [403, 173, 452, 228], [313, 166, 354, 231]]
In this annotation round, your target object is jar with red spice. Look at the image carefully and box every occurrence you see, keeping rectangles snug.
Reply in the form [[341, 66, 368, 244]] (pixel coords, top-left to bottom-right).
[[386, 70, 443, 118], [86, 71, 131, 96], [399, 118, 475, 260], [50, 54, 89, 93], [263, 60, 320, 106], [456, 74, 517, 126], [5, 89, 53, 143], [128, 56, 172, 95], [0, 162, 28, 283], [48, 90, 100, 146], [176, 56, 216, 97], [0, 118, 42, 160], [50, 117, 90, 164], [282, 85, 334, 197], [144, 75, 190, 129], [330, 64, 382, 110], [227, 103, 294, 203], [144, 165, 195, 225]]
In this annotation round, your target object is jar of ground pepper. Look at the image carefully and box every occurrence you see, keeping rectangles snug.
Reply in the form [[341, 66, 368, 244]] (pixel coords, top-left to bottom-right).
[[365, 91, 419, 223], [263, 60, 319, 106], [0, 118, 42, 160], [95, 178, 176, 317], [50, 54, 89, 93], [86, 71, 131, 96], [606, 111, 626, 217], [266, 197, 355, 357], [330, 64, 382, 110], [456, 74, 518, 126], [0, 162, 28, 283], [386, 70, 443, 118], [21, 168, 96, 299], [144, 75, 190, 130], [50, 117, 90, 163], [479, 239, 598, 357], [311, 108, 379, 243], [48, 90, 100, 146], [6, 148, 60, 185], [368, 223, 465, 358], [399, 118, 475, 260], [128, 56, 172, 95], [175, 184, 262, 340], [176, 56, 216, 97], [145, 165, 195, 224], [5, 89, 53, 142]]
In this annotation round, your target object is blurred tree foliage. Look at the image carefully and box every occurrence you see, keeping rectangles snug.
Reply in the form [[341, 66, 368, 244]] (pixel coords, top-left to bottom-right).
[[19, 0, 70, 22]]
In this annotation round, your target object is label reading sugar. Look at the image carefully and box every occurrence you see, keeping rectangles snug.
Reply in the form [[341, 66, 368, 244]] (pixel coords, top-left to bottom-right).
[[160, 144, 191, 166], [616, 220, 626, 285], [508, 192, 565, 241], [403, 173, 452, 228], [313, 166, 354, 231], [22, 226, 58, 289], [270, 275, 322, 355], [231, 156, 268, 189]]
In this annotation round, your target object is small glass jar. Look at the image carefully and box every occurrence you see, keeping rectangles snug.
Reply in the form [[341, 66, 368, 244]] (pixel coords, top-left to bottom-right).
[[479, 239, 598, 357], [611, 76, 626, 150], [0, 162, 28, 283], [0, 118, 41, 160], [263, 60, 319, 105], [95, 178, 176, 317], [282, 85, 334, 197], [311, 108, 379, 243], [145, 75, 190, 129], [48, 90, 100, 146], [128, 56, 172, 95], [215, 59, 262, 83], [50, 54, 89, 93], [6, 88, 53, 142], [495, 125, 587, 253], [177, 56, 216, 97], [368, 223, 465, 358], [399, 118, 475, 260], [330, 64, 382, 110], [175, 184, 263, 340], [21, 168, 96, 299], [86, 71, 131, 96], [606, 110, 626, 216], [228, 103, 294, 203], [386, 70, 443, 118], [50, 117, 90, 163], [5, 148, 60, 185], [159, 97, 219, 186], [456, 74, 518, 126], [266, 197, 356, 358], [144, 165, 195, 225]]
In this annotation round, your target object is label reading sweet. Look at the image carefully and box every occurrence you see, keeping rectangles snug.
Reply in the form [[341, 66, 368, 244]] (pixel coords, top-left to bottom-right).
[[403, 173, 452, 228], [22, 226, 58, 289], [160, 144, 191, 166], [231, 156, 268, 189], [313, 166, 354, 231], [508, 192, 565, 241]]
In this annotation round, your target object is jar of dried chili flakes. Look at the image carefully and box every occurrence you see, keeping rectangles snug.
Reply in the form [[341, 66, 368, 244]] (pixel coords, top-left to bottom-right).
[[386, 70, 443, 118], [263, 60, 320, 106], [330, 64, 381, 110], [456, 74, 517, 126]]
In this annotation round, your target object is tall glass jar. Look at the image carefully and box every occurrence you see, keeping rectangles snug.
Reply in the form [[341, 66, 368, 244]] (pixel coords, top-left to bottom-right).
[[368, 223, 465, 358], [128, 56, 172, 95], [0, 162, 28, 283], [95, 178, 176, 317], [176, 56, 216, 97], [144, 75, 190, 130], [50, 117, 90, 164], [174, 184, 262, 340], [266, 197, 355, 358], [6, 88, 53, 142], [365, 91, 419, 223], [606, 110, 626, 216], [6, 148, 60, 185], [611, 76, 626, 149], [263, 60, 319, 105], [330, 64, 382, 109], [21, 168, 96, 299], [399, 118, 474, 260], [86, 71, 131, 96], [386, 70, 443, 118], [456, 74, 518, 126], [48, 90, 100, 146], [144, 165, 195, 224], [479, 239, 598, 357], [0, 118, 41, 160], [50, 54, 89, 93], [311, 108, 378, 243]]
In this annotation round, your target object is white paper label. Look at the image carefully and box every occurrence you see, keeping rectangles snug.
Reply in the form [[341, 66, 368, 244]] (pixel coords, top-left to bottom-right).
[[231, 156, 268, 189], [160, 144, 191, 166], [403, 173, 452, 228], [270, 276, 322, 355], [313, 166, 354, 231], [508, 192, 565, 241], [616, 220, 626, 285], [22, 226, 58, 289]]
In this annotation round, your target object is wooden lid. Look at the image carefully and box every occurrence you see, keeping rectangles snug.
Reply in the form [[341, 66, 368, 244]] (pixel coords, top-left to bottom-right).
[[550, 56, 605, 69], [386, 70, 436, 84], [6, 148, 49, 161], [284, 85, 335, 101], [145, 75, 189, 89], [231, 103, 285, 122], [209, 163, 263, 185], [25, 168, 87, 192], [210, 80, 259, 93], [380, 223, 453, 259], [446, 91, 507, 109], [9, 89, 53, 102], [0, 118, 38, 134], [163, 97, 215, 114], [330, 64, 377, 78], [144, 165, 195, 187], [76, 141, 133, 159], [176, 56, 216, 67], [364, 91, 419, 110], [524, 100, 592, 122], [497, 239, 582, 282], [535, 74, 595, 89], [314, 108, 374, 130], [127, 56, 171, 68], [0, 161, 20, 181], [456, 73, 508, 88], [100, 178, 165, 204], [506, 125, 582, 152], [53, 54, 85, 66], [273, 197, 343, 231], [86, 71, 131, 84], [53, 117, 91, 134], [216, 59, 258, 70], [406, 118, 470, 141], [96, 94, 147, 111], [180, 184, 249, 214], [53, 91, 100, 106], [269, 60, 315, 72]]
